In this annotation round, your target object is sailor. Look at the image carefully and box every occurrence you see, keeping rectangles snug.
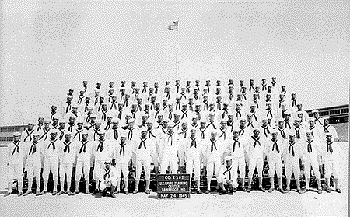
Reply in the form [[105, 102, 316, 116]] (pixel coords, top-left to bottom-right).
[[133, 130, 154, 194], [185, 128, 202, 194], [98, 162, 118, 198], [4, 132, 24, 196], [322, 133, 341, 193], [75, 129, 93, 194], [57, 130, 77, 195], [217, 156, 234, 194], [247, 128, 266, 193], [266, 128, 284, 193], [23, 131, 42, 196], [205, 131, 223, 194], [284, 134, 303, 193], [40, 129, 60, 195], [303, 131, 322, 194], [224, 126, 246, 192]]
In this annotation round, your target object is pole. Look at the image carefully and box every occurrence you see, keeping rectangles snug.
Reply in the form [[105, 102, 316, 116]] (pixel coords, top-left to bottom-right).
[[175, 18, 180, 80]]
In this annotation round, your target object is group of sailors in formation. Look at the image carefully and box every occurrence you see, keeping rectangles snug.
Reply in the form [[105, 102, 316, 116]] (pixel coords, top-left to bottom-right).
[[5, 77, 341, 197]]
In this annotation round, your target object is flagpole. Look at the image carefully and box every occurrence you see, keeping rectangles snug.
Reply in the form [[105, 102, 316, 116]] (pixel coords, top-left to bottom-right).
[[176, 18, 180, 80]]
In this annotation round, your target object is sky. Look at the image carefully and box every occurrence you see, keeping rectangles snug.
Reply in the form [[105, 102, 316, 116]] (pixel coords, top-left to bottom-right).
[[0, 0, 349, 126]]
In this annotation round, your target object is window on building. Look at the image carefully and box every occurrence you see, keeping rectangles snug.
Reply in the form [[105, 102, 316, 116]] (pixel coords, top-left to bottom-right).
[[6, 137, 13, 142], [330, 110, 341, 115], [319, 111, 329, 116], [341, 108, 349, 114]]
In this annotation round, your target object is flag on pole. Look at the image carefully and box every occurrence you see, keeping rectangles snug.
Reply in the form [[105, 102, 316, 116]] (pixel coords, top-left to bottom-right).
[[168, 21, 178, 30]]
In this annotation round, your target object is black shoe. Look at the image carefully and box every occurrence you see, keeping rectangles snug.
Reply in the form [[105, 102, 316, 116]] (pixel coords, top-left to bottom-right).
[[232, 188, 237, 193], [336, 188, 341, 193], [317, 188, 322, 194], [259, 186, 265, 192], [52, 191, 58, 196], [247, 188, 251, 193], [125, 191, 129, 195], [110, 192, 116, 198], [68, 191, 75, 196], [326, 188, 331, 193], [277, 188, 285, 194], [36, 191, 45, 196], [133, 190, 138, 194], [24, 191, 32, 196], [296, 189, 305, 194], [242, 187, 247, 192], [4, 192, 11, 197], [219, 189, 227, 195], [56, 191, 64, 196], [145, 189, 151, 194], [197, 189, 202, 194], [268, 188, 274, 193], [205, 190, 210, 194], [17, 192, 23, 196]]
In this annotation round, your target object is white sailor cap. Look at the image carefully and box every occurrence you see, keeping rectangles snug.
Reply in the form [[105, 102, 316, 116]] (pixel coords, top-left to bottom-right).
[[90, 113, 97, 118], [50, 129, 59, 134], [112, 117, 119, 123], [13, 132, 21, 136], [270, 128, 278, 134], [44, 117, 51, 123], [95, 119, 102, 124], [106, 111, 113, 117], [59, 118, 67, 123], [82, 129, 89, 135], [284, 110, 292, 115], [98, 130, 106, 135], [325, 132, 332, 136], [277, 118, 285, 123], [312, 109, 319, 113], [28, 119, 36, 125], [32, 131, 41, 136], [305, 129, 313, 134], [52, 114, 60, 120], [224, 156, 232, 161], [76, 118, 84, 124], [308, 117, 315, 122], [64, 130, 73, 136]]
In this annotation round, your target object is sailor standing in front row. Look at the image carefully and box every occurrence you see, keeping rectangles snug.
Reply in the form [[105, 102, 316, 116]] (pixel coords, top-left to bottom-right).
[[23, 131, 42, 196], [40, 129, 60, 195], [58, 131, 77, 196], [75, 130, 93, 194], [5, 132, 24, 197]]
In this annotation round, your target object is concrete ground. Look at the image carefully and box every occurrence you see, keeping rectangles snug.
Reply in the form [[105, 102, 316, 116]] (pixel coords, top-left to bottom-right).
[[0, 143, 348, 217]]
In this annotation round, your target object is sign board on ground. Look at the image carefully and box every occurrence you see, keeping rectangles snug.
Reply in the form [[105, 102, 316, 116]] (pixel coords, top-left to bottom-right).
[[157, 174, 191, 199]]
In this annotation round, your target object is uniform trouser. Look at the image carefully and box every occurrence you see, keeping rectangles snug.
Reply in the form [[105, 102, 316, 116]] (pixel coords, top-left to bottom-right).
[[160, 154, 178, 174], [248, 157, 263, 178], [324, 158, 339, 179], [100, 180, 117, 191], [94, 160, 107, 181], [8, 163, 23, 191], [26, 162, 41, 190], [186, 156, 201, 180], [201, 152, 207, 168], [178, 150, 186, 167], [115, 162, 129, 190], [75, 160, 90, 180], [232, 157, 246, 187], [285, 157, 300, 180], [304, 154, 321, 179], [207, 158, 221, 180], [217, 170, 233, 184], [60, 163, 73, 186], [268, 156, 283, 178], [135, 158, 151, 181], [43, 157, 59, 181]]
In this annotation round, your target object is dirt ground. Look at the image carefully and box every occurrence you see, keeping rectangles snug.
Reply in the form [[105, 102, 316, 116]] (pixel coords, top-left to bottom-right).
[[0, 142, 348, 217]]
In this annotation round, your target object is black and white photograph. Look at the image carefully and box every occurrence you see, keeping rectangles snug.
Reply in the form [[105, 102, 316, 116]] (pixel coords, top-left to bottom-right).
[[0, 0, 348, 216]]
